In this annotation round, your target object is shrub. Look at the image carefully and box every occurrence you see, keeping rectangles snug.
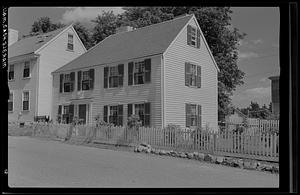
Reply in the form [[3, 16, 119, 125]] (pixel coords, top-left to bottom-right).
[[127, 115, 142, 129]]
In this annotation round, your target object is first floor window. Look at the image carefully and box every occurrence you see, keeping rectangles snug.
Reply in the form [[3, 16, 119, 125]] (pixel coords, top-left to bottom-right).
[[22, 91, 29, 111], [8, 92, 13, 111], [23, 61, 30, 78], [8, 65, 14, 80], [186, 103, 202, 127], [127, 103, 150, 126], [103, 105, 123, 126], [58, 104, 74, 124]]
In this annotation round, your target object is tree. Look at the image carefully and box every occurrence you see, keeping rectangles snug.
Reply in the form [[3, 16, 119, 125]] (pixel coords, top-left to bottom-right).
[[73, 22, 93, 50], [240, 101, 271, 119], [30, 17, 65, 35]]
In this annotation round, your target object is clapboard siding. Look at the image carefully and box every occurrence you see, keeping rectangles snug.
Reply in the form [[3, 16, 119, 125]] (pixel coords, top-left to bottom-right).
[[38, 27, 86, 117], [52, 55, 162, 127], [164, 17, 218, 131], [8, 56, 39, 122]]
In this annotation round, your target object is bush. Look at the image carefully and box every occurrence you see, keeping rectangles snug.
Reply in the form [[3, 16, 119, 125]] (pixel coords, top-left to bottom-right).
[[127, 115, 142, 129]]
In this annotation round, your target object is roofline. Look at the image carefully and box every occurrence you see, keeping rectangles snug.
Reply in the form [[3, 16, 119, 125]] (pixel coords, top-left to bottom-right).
[[51, 53, 163, 74], [34, 24, 73, 54], [70, 25, 87, 52], [8, 52, 40, 63]]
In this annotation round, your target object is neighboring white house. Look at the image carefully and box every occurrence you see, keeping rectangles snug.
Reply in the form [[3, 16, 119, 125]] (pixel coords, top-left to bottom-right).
[[51, 14, 219, 131], [8, 24, 87, 122]]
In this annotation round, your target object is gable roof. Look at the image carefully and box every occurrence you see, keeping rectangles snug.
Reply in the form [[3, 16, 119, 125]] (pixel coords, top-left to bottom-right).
[[53, 14, 194, 73], [8, 25, 70, 58]]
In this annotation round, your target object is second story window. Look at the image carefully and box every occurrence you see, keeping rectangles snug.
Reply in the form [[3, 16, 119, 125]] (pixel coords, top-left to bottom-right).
[[185, 62, 201, 88], [8, 65, 14, 81], [104, 64, 124, 88], [59, 72, 75, 93], [128, 58, 151, 86], [187, 25, 200, 48], [8, 92, 13, 112], [23, 61, 30, 78], [22, 91, 29, 111], [77, 69, 94, 91], [67, 34, 74, 51]]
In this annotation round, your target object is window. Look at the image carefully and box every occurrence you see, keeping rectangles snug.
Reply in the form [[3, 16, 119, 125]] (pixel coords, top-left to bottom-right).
[[59, 72, 75, 93], [58, 104, 74, 124], [23, 61, 30, 78], [127, 103, 150, 126], [103, 105, 123, 126], [186, 103, 202, 127], [104, 64, 124, 88], [8, 65, 14, 80], [187, 25, 200, 48], [77, 69, 94, 91], [185, 62, 201, 88], [67, 34, 74, 51], [128, 59, 151, 86], [22, 91, 29, 111], [8, 92, 13, 112]]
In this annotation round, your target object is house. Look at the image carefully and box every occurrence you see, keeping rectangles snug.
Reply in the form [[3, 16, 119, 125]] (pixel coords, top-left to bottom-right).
[[269, 75, 280, 118], [51, 14, 219, 131], [8, 25, 87, 123]]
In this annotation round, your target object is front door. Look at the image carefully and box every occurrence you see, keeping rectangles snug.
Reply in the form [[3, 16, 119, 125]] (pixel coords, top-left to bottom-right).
[[78, 104, 87, 124]]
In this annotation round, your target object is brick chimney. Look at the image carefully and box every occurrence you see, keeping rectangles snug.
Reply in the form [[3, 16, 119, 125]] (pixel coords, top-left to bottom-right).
[[116, 26, 134, 34], [8, 28, 19, 46]]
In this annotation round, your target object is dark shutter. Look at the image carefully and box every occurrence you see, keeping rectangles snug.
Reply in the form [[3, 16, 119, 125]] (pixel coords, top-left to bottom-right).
[[118, 64, 124, 87], [197, 65, 201, 88], [77, 71, 82, 91], [144, 102, 150, 126], [197, 105, 202, 128], [186, 104, 190, 127], [127, 104, 133, 117], [196, 28, 201, 48], [69, 104, 74, 123], [118, 105, 123, 126], [103, 105, 108, 122], [58, 105, 62, 115], [144, 59, 151, 83], [128, 62, 133, 86], [89, 69, 94, 90], [187, 25, 192, 45], [104, 67, 109, 88], [59, 74, 64, 93], [70, 72, 75, 92], [185, 63, 190, 86]]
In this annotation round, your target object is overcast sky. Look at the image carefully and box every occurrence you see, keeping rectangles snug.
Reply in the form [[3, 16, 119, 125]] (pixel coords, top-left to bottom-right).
[[8, 7, 280, 108]]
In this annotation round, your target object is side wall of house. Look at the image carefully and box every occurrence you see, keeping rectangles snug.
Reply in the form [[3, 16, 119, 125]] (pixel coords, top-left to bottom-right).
[[8, 56, 39, 122], [38, 27, 86, 118], [52, 55, 162, 127], [164, 17, 218, 131]]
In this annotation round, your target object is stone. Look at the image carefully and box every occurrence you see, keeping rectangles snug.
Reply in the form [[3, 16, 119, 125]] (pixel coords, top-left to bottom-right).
[[145, 148, 151, 153], [215, 156, 224, 164], [197, 153, 205, 160], [243, 160, 257, 170], [187, 153, 194, 159], [204, 154, 212, 162], [272, 165, 279, 173], [179, 153, 187, 158], [134, 147, 138, 152]]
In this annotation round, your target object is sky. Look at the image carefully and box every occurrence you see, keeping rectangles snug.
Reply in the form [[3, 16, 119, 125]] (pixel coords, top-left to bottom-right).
[[8, 7, 280, 109]]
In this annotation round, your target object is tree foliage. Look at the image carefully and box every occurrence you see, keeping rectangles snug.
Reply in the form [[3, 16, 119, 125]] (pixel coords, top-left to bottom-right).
[[240, 101, 272, 119]]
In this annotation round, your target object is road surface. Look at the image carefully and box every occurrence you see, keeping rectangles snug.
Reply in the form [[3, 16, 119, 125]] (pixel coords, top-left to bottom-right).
[[8, 136, 279, 187]]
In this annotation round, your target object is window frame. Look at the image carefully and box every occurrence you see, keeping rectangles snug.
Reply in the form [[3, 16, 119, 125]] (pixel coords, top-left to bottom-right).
[[23, 61, 30, 78], [22, 91, 30, 111], [82, 70, 92, 91], [190, 26, 197, 47], [67, 33, 74, 51], [185, 62, 201, 88], [8, 91, 13, 112], [63, 73, 72, 93], [104, 104, 123, 126], [186, 103, 202, 128], [8, 64, 14, 81], [129, 103, 150, 127]]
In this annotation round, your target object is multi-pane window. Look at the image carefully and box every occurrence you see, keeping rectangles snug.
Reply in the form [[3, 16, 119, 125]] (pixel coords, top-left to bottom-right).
[[104, 65, 124, 88], [23, 61, 30, 78], [127, 103, 150, 126], [8, 65, 14, 80], [57, 105, 74, 124], [59, 72, 75, 93], [185, 62, 201, 88], [103, 105, 123, 126], [77, 69, 94, 91], [128, 59, 151, 86], [8, 92, 13, 111], [186, 103, 202, 127], [67, 34, 74, 51], [187, 25, 200, 48], [22, 91, 29, 111]]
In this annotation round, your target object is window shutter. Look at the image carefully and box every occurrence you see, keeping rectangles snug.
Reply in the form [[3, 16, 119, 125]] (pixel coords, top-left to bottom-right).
[[118, 105, 123, 126], [77, 71, 82, 91], [128, 62, 133, 86], [58, 105, 62, 115], [144, 102, 150, 126], [197, 66, 201, 88], [187, 25, 192, 45], [89, 69, 94, 90], [186, 103, 190, 127], [144, 59, 151, 83], [70, 72, 75, 92], [145, 102, 150, 115], [197, 105, 202, 128], [118, 64, 124, 87], [69, 104, 74, 123], [196, 28, 201, 48], [104, 67, 109, 88], [127, 104, 133, 117], [103, 105, 108, 122], [185, 63, 190, 86], [59, 74, 64, 93]]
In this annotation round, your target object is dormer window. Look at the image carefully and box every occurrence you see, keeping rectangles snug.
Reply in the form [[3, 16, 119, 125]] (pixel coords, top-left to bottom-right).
[[67, 34, 74, 51]]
